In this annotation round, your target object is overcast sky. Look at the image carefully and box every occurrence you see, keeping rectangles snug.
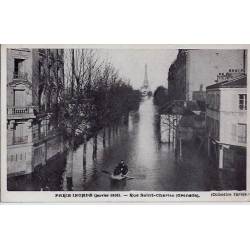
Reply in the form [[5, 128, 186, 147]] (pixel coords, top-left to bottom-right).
[[97, 49, 178, 91]]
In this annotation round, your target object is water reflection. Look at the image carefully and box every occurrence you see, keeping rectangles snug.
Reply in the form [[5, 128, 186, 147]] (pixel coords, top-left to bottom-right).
[[64, 97, 176, 191], [135, 98, 158, 167]]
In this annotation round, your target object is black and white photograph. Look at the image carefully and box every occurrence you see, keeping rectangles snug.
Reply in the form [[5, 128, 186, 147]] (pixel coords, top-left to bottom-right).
[[0, 45, 249, 202], [1, 2, 250, 250]]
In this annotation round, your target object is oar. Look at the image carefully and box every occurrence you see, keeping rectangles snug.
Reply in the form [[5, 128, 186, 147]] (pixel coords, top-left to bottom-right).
[[101, 170, 134, 179], [127, 174, 146, 180], [101, 170, 111, 175], [125, 175, 135, 180], [101, 170, 143, 180]]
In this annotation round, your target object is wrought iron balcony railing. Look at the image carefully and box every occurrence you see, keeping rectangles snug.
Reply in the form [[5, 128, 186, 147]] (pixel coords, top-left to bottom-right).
[[13, 136, 28, 145], [7, 106, 37, 116]]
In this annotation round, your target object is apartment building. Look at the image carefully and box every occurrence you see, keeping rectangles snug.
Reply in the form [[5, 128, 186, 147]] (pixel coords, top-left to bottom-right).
[[206, 74, 247, 172], [168, 49, 246, 102], [7, 48, 64, 176]]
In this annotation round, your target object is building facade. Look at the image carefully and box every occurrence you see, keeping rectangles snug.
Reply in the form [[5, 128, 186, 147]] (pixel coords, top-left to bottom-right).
[[206, 74, 247, 172], [168, 49, 246, 102], [7, 48, 64, 177], [168, 50, 187, 101]]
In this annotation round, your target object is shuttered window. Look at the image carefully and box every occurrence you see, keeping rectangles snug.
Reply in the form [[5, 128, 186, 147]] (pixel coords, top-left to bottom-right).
[[239, 94, 247, 110]]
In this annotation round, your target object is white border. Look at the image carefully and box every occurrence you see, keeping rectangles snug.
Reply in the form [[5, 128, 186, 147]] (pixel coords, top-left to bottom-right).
[[1, 44, 250, 203]]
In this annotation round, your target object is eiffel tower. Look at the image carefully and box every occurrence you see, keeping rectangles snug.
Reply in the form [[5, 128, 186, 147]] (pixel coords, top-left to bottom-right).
[[140, 64, 150, 96]]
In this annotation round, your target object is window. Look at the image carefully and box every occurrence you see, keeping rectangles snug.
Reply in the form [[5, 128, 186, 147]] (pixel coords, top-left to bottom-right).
[[14, 58, 25, 78], [214, 119, 219, 139], [13, 123, 28, 144], [14, 89, 26, 106], [214, 94, 220, 109], [213, 95, 216, 108], [239, 94, 247, 110], [38, 121, 41, 139], [217, 94, 220, 109], [238, 123, 247, 143]]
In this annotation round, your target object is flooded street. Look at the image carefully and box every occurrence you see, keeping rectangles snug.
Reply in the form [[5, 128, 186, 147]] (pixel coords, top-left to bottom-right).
[[66, 96, 245, 192], [8, 98, 244, 191], [68, 97, 177, 191]]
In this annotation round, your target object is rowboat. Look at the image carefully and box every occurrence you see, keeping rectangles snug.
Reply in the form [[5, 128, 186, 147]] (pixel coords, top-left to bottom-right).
[[110, 173, 127, 180], [102, 170, 134, 180]]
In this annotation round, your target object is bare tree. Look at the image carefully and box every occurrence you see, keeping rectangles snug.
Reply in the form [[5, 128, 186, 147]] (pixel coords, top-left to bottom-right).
[[51, 49, 142, 187]]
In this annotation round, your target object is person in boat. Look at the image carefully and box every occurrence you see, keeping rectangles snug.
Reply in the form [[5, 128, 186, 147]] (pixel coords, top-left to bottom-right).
[[113, 160, 128, 176]]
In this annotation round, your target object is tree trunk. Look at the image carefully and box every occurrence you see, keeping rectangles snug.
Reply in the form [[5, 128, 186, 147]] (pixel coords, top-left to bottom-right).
[[179, 138, 182, 160], [168, 116, 171, 144], [66, 138, 74, 191], [92, 134, 97, 159], [103, 128, 106, 148], [108, 126, 111, 145], [124, 112, 129, 125], [115, 125, 118, 136], [83, 134, 87, 186], [83, 134, 87, 167]]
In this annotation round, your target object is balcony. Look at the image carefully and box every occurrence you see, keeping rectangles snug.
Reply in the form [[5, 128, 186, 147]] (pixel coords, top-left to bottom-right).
[[13, 136, 28, 145], [13, 72, 28, 81], [7, 106, 37, 119]]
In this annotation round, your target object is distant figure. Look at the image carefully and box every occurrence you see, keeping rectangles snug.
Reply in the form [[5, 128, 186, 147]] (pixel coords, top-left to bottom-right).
[[113, 160, 128, 176]]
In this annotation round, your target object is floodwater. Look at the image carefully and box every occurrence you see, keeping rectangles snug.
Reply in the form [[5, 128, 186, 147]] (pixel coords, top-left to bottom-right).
[[8, 98, 245, 191], [67, 97, 178, 191], [62, 97, 221, 191]]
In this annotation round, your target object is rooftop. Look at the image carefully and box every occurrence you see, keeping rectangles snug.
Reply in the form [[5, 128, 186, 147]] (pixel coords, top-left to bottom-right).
[[160, 100, 203, 114], [206, 75, 247, 90]]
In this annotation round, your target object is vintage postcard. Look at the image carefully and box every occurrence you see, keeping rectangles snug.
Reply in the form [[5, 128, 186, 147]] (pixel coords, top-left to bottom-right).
[[1, 44, 249, 202]]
